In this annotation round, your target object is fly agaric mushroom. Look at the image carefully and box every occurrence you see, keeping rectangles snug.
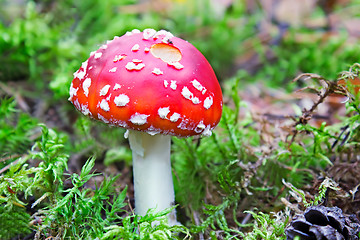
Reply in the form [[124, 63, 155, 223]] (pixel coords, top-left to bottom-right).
[[69, 29, 223, 224]]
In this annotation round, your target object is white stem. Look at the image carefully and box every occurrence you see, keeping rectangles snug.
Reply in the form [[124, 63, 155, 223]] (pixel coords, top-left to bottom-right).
[[128, 130, 177, 224]]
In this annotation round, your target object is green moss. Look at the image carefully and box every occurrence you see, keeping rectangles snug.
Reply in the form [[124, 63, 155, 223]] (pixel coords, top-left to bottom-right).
[[0, 205, 32, 240]]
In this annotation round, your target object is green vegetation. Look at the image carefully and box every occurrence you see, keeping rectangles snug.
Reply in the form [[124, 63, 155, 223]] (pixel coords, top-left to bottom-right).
[[1, 0, 360, 239]]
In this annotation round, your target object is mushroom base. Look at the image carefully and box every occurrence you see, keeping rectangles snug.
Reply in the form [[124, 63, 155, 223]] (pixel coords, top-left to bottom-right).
[[128, 130, 177, 225]]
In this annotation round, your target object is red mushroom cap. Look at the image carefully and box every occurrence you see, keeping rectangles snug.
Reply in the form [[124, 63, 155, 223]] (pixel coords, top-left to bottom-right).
[[69, 29, 223, 137]]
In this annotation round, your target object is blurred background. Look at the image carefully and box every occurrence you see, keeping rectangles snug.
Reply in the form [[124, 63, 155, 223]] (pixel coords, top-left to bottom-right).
[[1, 0, 360, 94], [1, 0, 360, 239]]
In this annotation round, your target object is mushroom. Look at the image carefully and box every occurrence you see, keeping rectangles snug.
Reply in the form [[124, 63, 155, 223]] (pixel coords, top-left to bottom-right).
[[68, 29, 223, 224]]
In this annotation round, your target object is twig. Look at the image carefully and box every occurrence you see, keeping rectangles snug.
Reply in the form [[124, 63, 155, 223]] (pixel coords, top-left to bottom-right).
[[0, 157, 21, 175], [0, 82, 30, 113], [0, 196, 26, 208], [127, 194, 134, 214], [192, 210, 204, 240], [0, 154, 20, 163], [238, 210, 253, 232], [289, 74, 347, 146]]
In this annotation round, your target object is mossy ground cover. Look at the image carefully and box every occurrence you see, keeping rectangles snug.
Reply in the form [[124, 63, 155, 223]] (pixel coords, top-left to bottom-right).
[[0, 0, 360, 239]]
